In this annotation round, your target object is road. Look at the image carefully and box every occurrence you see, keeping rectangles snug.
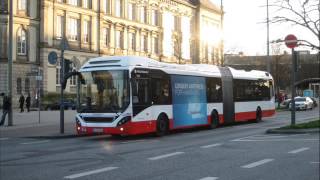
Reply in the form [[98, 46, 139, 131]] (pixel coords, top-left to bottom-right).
[[0, 107, 319, 180]]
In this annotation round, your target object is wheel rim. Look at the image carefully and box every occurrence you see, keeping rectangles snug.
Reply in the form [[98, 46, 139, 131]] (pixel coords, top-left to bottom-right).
[[211, 112, 218, 128], [157, 116, 168, 135]]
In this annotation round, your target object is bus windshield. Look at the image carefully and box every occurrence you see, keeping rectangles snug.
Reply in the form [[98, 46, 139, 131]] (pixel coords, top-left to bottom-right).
[[78, 70, 130, 113]]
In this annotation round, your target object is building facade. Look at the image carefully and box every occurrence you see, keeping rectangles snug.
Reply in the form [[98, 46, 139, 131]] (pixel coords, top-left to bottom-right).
[[0, 0, 223, 106]]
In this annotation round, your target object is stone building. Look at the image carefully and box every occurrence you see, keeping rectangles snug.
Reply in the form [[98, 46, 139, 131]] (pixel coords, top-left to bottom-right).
[[0, 0, 223, 106]]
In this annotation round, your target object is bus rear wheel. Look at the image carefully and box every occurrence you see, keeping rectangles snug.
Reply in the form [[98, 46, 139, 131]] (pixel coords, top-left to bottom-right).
[[156, 114, 169, 136], [255, 108, 262, 123], [209, 111, 219, 129]]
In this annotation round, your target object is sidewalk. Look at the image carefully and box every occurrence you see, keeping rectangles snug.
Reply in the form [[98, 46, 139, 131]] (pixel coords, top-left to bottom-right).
[[0, 110, 77, 138]]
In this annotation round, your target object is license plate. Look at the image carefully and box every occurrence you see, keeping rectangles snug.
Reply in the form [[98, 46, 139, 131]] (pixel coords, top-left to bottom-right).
[[93, 128, 103, 133]]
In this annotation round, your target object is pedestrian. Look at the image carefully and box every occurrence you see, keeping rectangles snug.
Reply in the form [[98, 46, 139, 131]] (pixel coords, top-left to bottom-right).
[[26, 93, 31, 112], [19, 94, 25, 113], [0, 93, 11, 126]]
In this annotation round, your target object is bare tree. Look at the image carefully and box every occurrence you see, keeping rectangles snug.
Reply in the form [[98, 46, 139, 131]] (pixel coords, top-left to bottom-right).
[[270, 0, 320, 50]]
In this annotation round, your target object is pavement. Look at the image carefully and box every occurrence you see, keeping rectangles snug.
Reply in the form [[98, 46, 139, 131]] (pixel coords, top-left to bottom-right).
[[0, 109, 77, 138], [0, 108, 318, 139]]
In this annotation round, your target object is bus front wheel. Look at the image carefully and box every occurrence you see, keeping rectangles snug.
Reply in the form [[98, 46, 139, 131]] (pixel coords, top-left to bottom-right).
[[156, 114, 169, 136]]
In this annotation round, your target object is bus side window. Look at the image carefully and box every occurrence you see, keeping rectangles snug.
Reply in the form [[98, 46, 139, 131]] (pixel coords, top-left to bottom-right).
[[151, 78, 171, 105], [206, 77, 222, 103]]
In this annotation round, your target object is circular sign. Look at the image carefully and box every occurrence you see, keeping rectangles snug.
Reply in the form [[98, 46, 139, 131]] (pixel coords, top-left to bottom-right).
[[284, 34, 298, 49], [48, 51, 58, 65]]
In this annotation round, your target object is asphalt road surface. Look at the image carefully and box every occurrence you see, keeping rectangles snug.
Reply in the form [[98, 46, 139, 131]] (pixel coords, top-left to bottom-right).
[[0, 107, 319, 180]]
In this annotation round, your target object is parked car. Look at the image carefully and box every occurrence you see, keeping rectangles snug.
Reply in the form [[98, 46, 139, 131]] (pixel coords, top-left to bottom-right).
[[289, 97, 314, 110], [280, 99, 291, 109], [45, 99, 76, 110], [310, 97, 318, 107]]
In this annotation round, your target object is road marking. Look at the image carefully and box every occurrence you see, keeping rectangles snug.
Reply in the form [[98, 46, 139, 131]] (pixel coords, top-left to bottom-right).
[[231, 137, 318, 142], [0, 137, 9, 141], [21, 140, 50, 145], [288, 147, 310, 154], [200, 143, 222, 149], [148, 152, 185, 160], [64, 167, 118, 179], [198, 177, 219, 180], [120, 140, 146, 144], [241, 159, 274, 168], [310, 162, 320, 164]]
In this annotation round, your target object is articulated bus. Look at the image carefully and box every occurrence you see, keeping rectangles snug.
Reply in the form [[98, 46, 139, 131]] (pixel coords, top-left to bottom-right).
[[75, 56, 275, 136]]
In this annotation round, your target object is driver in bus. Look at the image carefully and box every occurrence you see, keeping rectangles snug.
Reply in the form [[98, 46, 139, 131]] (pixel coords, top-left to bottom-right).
[[161, 83, 169, 104]]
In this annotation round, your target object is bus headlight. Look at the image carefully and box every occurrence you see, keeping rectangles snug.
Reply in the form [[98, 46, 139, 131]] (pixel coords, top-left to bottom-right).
[[117, 116, 131, 127]]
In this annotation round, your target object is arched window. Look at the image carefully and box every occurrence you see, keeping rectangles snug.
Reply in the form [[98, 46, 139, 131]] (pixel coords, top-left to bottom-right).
[[17, 28, 27, 55], [17, 78, 22, 94], [25, 78, 30, 94]]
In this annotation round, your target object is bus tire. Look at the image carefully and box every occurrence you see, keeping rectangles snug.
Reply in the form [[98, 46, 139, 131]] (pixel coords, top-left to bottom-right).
[[255, 108, 262, 123], [156, 114, 169, 137], [209, 110, 219, 129]]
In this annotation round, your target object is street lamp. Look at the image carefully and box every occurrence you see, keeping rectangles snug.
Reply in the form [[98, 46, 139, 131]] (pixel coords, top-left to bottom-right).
[[266, 0, 271, 73]]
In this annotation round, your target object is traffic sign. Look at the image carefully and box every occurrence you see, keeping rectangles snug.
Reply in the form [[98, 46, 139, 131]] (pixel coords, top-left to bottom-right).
[[48, 51, 58, 65], [284, 34, 298, 49]]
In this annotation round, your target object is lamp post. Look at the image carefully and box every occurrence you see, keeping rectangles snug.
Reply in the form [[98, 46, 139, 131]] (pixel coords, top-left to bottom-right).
[[266, 0, 271, 73], [7, 0, 13, 126]]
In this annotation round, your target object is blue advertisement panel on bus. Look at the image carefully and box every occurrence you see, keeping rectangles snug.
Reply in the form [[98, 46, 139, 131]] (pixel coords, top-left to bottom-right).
[[171, 75, 207, 128]]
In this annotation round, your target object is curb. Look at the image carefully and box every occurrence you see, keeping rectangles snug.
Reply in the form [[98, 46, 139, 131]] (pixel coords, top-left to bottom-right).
[[266, 128, 320, 134]]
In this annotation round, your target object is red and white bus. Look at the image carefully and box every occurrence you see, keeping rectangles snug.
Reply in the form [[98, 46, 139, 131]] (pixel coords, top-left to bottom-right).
[[75, 56, 275, 136]]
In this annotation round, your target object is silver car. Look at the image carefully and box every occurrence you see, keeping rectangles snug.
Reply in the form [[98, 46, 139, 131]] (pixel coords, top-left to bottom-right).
[[289, 97, 314, 110]]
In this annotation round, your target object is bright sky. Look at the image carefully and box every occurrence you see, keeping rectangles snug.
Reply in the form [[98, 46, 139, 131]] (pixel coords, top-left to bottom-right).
[[211, 0, 318, 55]]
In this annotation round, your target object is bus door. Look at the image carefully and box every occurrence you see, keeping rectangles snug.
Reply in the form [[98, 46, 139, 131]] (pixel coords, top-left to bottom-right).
[[131, 69, 152, 121]]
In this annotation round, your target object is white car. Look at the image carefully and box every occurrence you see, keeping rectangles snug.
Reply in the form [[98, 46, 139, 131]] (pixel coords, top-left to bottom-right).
[[289, 97, 314, 110]]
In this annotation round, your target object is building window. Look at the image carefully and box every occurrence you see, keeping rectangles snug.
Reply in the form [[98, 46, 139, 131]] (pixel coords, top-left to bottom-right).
[[115, 30, 123, 49], [56, 15, 64, 39], [25, 78, 30, 94], [56, 62, 61, 85], [140, 34, 147, 52], [102, 28, 110, 47], [174, 16, 180, 31], [57, 0, 64, 3], [115, 0, 122, 17], [18, 0, 27, 11], [151, 10, 158, 26], [17, 28, 27, 56], [70, 63, 76, 85], [163, 11, 174, 56], [17, 78, 22, 94], [68, 0, 79, 6], [128, 32, 136, 50], [152, 37, 159, 54], [83, 20, 90, 43], [68, 18, 78, 41], [140, 6, 146, 23], [103, 0, 111, 14], [83, 0, 91, 8], [128, 3, 135, 20], [181, 17, 190, 59]]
